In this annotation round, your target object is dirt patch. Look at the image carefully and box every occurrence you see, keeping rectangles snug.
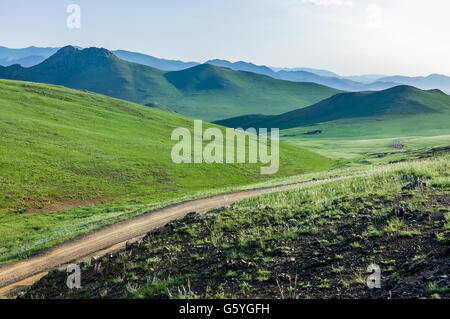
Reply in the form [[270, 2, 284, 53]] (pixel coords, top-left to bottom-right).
[[25, 196, 119, 215]]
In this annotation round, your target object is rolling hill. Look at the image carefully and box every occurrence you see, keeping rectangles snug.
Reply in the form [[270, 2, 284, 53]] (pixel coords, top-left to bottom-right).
[[215, 85, 450, 138], [206, 59, 368, 91], [0, 79, 335, 263], [0, 46, 341, 121]]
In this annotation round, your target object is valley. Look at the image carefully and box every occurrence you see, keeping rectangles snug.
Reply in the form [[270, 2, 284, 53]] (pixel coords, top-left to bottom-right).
[[0, 46, 448, 301], [0, 47, 340, 122], [216, 85, 450, 166], [0, 79, 333, 265]]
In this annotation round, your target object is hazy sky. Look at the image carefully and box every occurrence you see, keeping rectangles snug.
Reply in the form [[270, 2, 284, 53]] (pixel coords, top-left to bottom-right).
[[1, 0, 449, 76]]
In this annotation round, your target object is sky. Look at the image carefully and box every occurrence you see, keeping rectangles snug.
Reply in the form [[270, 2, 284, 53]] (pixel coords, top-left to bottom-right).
[[1, 0, 449, 76]]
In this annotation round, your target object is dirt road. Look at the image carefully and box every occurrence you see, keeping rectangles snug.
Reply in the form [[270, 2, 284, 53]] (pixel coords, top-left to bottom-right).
[[0, 179, 336, 297]]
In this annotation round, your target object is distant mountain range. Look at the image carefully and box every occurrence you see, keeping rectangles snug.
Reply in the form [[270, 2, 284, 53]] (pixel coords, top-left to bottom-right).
[[0, 46, 340, 121], [112, 50, 199, 71], [1, 46, 449, 93], [204, 59, 450, 93], [271, 67, 340, 78], [376, 74, 450, 92], [345, 74, 386, 84], [0, 46, 199, 71], [0, 46, 59, 67], [204, 59, 371, 91]]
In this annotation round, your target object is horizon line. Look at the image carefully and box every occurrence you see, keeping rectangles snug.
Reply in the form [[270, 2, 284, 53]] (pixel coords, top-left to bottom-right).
[[1, 43, 449, 78]]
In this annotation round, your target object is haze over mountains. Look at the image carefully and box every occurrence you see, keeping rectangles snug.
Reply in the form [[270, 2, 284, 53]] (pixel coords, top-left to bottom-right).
[[1, 45, 449, 138], [204, 59, 389, 91], [0, 46, 198, 71], [113, 50, 199, 71], [0, 46, 59, 67], [0, 46, 339, 121], [1, 46, 450, 93], [271, 67, 340, 78], [204, 60, 450, 93], [376, 74, 450, 92]]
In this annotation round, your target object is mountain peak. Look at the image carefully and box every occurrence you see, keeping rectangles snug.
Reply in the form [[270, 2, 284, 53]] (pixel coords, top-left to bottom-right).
[[38, 46, 119, 70], [51, 46, 116, 60], [206, 59, 229, 64], [165, 63, 230, 91], [55, 45, 79, 55], [427, 73, 447, 79], [82, 47, 116, 58], [189, 63, 224, 73], [384, 84, 419, 93], [205, 59, 274, 76]]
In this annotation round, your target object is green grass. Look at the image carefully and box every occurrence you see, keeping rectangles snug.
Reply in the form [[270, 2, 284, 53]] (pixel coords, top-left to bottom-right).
[[0, 47, 340, 121], [285, 134, 450, 163], [26, 155, 449, 299], [132, 155, 448, 298], [216, 85, 450, 164], [0, 79, 335, 263]]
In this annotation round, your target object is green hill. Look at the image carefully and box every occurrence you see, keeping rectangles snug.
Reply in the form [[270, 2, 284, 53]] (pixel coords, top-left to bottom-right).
[[0, 46, 175, 105], [215, 86, 450, 164], [216, 86, 450, 137], [0, 46, 340, 122], [0, 79, 334, 263]]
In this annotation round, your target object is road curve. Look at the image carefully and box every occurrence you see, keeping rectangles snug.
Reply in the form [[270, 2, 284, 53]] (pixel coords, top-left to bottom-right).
[[0, 178, 341, 297]]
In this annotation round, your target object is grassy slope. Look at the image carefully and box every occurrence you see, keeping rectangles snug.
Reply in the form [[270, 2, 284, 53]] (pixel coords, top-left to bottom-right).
[[0, 47, 177, 105], [265, 86, 450, 129], [24, 156, 449, 299], [0, 47, 341, 122], [0, 79, 334, 263], [216, 86, 450, 164], [216, 86, 450, 129], [162, 64, 340, 121], [286, 135, 450, 165]]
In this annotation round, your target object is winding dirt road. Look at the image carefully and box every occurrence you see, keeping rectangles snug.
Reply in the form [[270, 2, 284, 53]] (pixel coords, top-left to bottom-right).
[[0, 178, 341, 297]]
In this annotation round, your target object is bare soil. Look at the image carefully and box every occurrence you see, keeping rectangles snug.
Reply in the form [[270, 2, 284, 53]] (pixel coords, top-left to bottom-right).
[[25, 196, 118, 215]]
